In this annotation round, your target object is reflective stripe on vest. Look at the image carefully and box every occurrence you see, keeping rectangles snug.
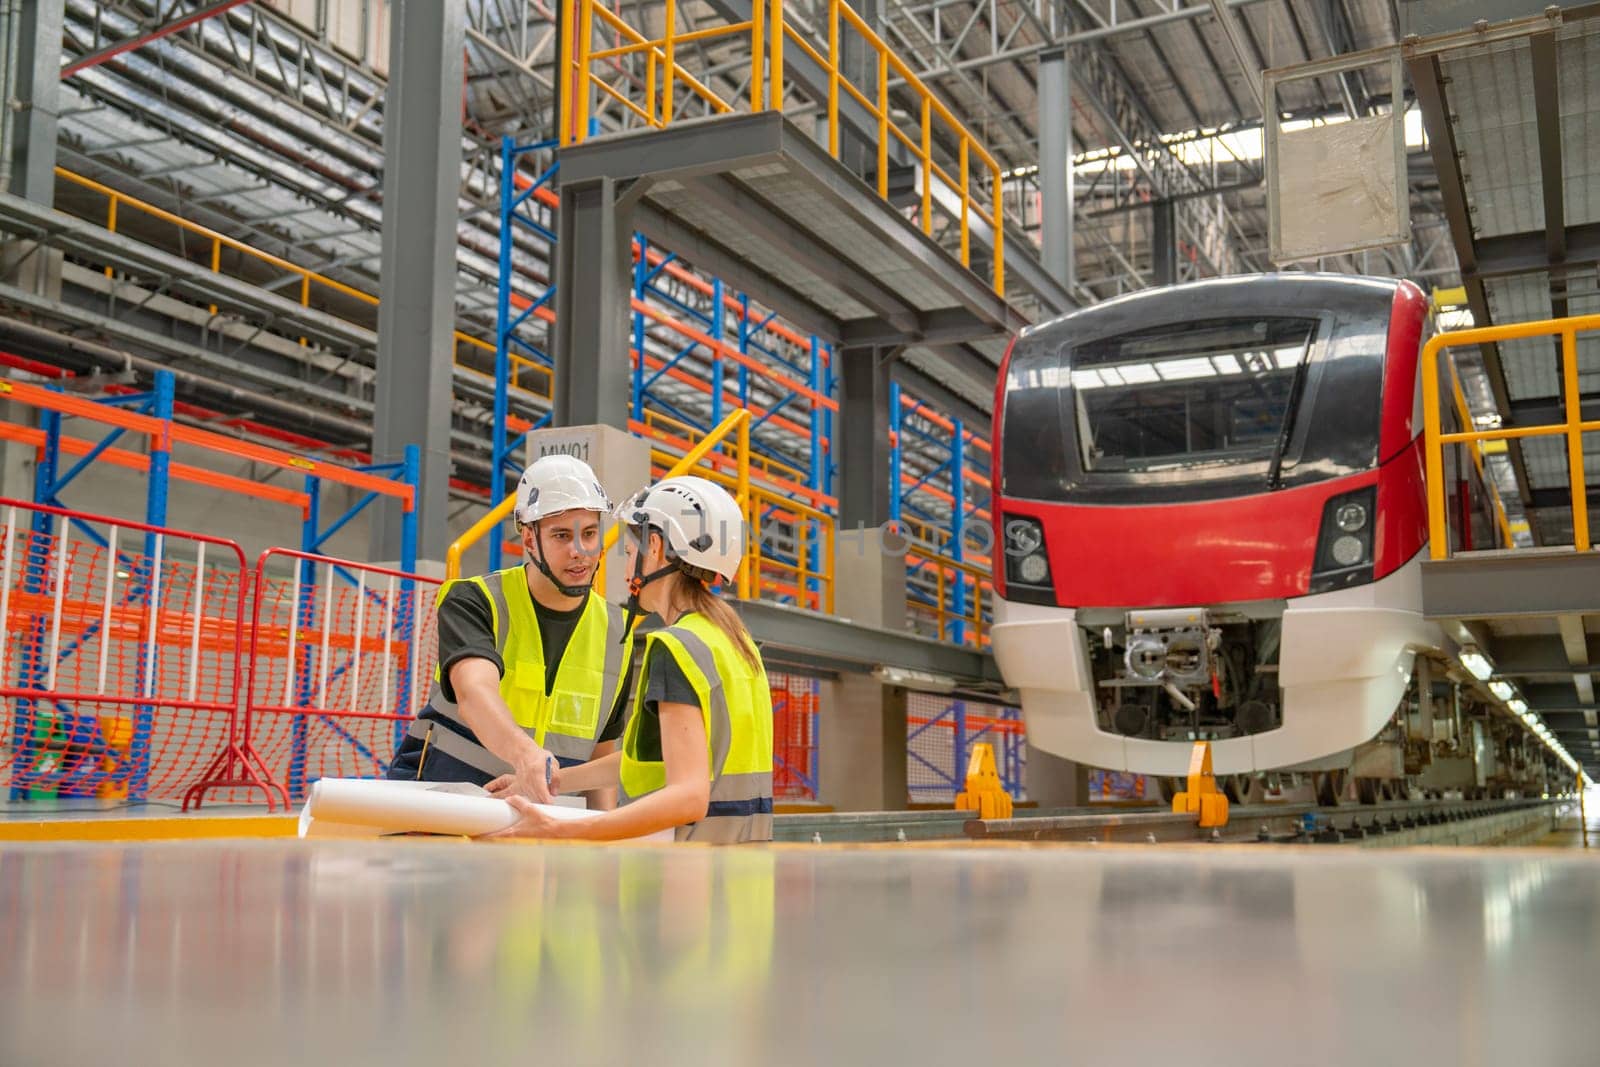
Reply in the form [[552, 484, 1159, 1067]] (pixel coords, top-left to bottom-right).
[[421, 567, 631, 773], [618, 613, 774, 844]]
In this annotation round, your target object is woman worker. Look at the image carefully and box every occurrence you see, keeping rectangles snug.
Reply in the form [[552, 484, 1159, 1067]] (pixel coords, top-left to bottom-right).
[[490, 474, 774, 843]]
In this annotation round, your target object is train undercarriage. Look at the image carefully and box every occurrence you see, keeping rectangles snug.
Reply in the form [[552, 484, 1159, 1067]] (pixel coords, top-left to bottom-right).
[[1085, 611, 1558, 805]]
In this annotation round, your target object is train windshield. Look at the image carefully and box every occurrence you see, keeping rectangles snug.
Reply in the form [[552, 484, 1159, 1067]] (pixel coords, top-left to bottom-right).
[[1071, 317, 1317, 473]]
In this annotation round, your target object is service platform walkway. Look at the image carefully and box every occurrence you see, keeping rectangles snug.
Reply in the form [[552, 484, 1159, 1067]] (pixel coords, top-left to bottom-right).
[[3, 837, 1597, 1064], [555, 110, 1031, 422]]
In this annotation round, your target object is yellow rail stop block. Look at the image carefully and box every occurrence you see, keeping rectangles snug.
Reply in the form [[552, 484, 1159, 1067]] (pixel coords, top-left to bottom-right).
[[1170, 741, 1229, 829], [955, 743, 1013, 820]]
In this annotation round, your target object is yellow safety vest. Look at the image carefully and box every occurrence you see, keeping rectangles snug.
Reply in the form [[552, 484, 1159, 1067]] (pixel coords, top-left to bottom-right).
[[619, 612, 773, 843], [407, 565, 632, 772]]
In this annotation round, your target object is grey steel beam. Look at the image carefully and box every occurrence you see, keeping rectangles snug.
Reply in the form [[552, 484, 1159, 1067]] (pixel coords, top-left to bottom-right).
[[631, 201, 843, 341], [1527, 486, 1600, 512], [684, 171, 923, 336], [0, 191, 375, 350], [1490, 634, 1600, 675], [554, 176, 632, 429], [1407, 50, 1534, 518], [1038, 48, 1075, 293], [740, 596, 1003, 685], [371, 0, 465, 562], [1531, 29, 1566, 317], [1519, 684, 1599, 712], [1511, 395, 1600, 431], [0, 278, 501, 482], [837, 343, 909, 634], [1475, 224, 1600, 279], [2, 0, 63, 203], [1151, 199, 1177, 286], [839, 346, 898, 533], [1421, 552, 1600, 619], [1557, 614, 1596, 706], [914, 341, 1010, 395], [839, 307, 1003, 347]]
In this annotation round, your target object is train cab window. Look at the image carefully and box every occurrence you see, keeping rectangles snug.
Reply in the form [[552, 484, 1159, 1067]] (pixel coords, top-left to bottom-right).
[[1000, 339, 1075, 500], [1070, 318, 1318, 473]]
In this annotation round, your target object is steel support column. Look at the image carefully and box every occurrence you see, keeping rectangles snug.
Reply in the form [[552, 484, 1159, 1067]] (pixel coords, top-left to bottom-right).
[[553, 176, 633, 429], [1152, 200, 1178, 287], [370, 0, 465, 563], [840, 0, 884, 177], [1038, 48, 1075, 293], [837, 346, 905, 631], [840, 347, 896, 532], [2, 0, 61, 203]]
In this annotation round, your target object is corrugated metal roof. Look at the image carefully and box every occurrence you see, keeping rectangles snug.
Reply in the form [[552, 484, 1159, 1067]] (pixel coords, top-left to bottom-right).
[[1443, 39, 1542, 240], [1558, 26, 1600, 228], [1484, 273, 1554, 399]]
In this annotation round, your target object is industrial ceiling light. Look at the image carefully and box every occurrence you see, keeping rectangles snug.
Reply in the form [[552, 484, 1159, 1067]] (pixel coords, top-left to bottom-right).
[[1508, 698, 1529, 716], [1488, 680, 1515, 701], [1458, 645, 1494, 682]]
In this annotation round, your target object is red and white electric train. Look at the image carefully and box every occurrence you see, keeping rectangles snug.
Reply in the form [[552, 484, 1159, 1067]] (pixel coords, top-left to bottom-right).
[[989, 274, 1536, 799]]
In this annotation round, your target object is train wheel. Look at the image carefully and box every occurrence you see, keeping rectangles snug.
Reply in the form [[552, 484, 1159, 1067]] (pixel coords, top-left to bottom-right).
[[1315, 770, 1347, 807]]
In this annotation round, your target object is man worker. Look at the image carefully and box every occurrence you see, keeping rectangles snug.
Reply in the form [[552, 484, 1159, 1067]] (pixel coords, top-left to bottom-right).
[[388, 455, 634, 804]]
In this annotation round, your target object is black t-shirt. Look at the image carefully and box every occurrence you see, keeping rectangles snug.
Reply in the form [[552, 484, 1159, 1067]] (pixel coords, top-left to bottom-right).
[[434, 572, 627, 743], [630, 630, 704, 763]]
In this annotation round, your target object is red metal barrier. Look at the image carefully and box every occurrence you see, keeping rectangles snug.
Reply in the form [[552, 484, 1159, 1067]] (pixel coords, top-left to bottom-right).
[[226, 549, 441, 805], [0, 497, 251, 803]]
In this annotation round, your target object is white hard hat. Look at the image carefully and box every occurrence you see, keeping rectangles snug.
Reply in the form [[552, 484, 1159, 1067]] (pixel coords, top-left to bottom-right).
[[617, 475, 745, 583], [514, 455, 610, 526]]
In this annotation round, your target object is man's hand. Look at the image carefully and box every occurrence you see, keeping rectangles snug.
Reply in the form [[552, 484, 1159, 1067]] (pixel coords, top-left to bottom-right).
[[485, 747, 556, 803]]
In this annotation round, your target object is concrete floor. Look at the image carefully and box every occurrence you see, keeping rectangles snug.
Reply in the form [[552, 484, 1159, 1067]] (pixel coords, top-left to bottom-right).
[[2, 834, 1599, 1065]]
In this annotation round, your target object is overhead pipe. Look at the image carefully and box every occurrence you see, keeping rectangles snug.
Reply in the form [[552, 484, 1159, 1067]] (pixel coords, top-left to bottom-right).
[[0, 314, 499, 484]]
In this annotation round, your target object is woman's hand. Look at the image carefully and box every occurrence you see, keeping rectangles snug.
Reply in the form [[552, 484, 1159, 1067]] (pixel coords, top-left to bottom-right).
[[481, 795, 572, 840]]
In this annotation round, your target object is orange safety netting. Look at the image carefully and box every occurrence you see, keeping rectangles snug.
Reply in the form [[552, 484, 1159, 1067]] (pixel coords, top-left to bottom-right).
[[906, 691, 1026, 804], [0, 505, 248, 800], [769, 671, 818, 800]]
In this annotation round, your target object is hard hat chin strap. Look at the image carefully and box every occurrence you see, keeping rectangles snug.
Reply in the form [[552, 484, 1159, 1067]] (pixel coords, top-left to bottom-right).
[[525, 521, 596, 599], [619, 528, 680, 642]]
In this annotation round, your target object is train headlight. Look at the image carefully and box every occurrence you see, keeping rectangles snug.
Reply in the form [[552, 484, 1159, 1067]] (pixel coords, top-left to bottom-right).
[[1331, 535, 1364, 566], [1310, 486, 1376, 593], [1004, 518, 1042, 555], [1001, 515, 1053, 600], [1018, 554, 1049, 584], [1335, 501, 1368, 533]]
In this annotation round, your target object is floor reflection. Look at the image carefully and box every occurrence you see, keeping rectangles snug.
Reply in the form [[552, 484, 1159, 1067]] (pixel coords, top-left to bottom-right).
[[1, 840, 1597, 1064]]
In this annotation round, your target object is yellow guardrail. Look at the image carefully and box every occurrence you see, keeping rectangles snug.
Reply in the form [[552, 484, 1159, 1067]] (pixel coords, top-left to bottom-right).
[[561, 0, 1005, 296], [55, 167, 553, 401], [905, 548, 989, 649], [1443, 351, 1516, 550], [650, 445, 836, 613], [1422, 313, 1600, 558], [446, 410, 754, 602]]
